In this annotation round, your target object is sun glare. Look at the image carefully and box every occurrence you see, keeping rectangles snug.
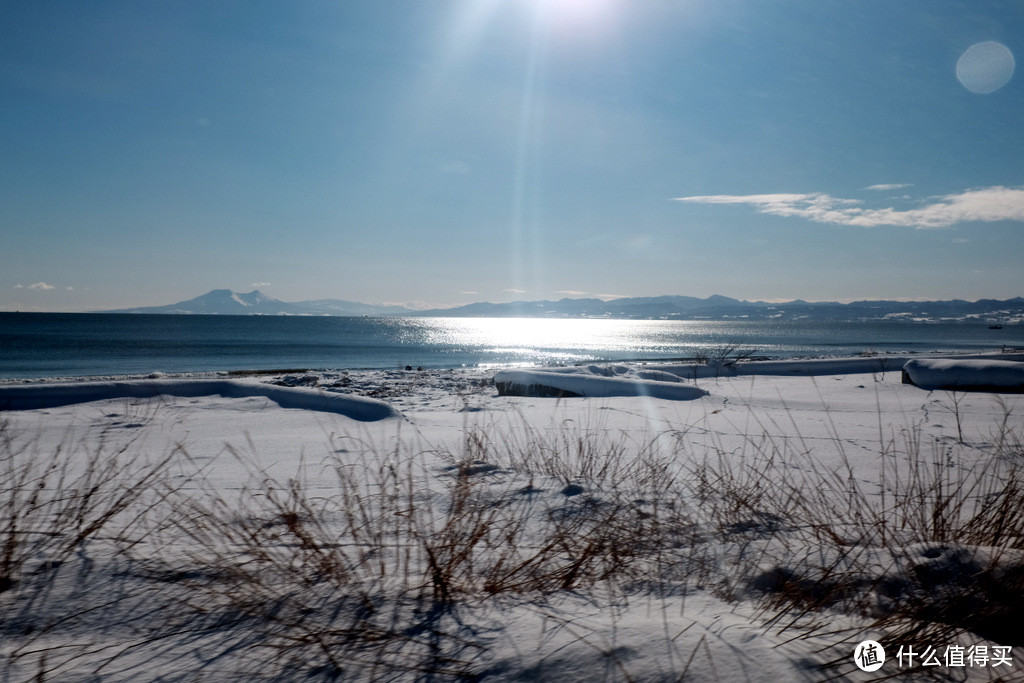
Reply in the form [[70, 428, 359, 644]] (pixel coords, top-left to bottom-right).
[[533, 0, 619, 34]]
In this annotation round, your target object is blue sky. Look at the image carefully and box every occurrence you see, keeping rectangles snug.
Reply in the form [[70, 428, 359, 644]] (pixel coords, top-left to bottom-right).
[[2, 1, 1022, 311]]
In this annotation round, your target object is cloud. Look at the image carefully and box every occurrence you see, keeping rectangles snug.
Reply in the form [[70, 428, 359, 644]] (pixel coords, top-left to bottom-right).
[[14, 284, 23, 289], [504, 288, 526, 294], [552, 290, 628, 300], [28, 282, 56, 290], [66, 286, 74, 291], [674, 186, 1024, 229], [251, 282, 271, 288], [865, 183, 913, 191]]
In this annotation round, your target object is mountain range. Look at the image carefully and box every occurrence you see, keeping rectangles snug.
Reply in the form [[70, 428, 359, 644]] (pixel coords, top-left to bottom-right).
[[97, 289, 1024, 323], [97, 289, 413, 317]]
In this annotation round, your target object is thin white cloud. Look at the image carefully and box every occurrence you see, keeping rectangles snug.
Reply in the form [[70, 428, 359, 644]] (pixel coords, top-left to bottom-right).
[[865, 183, 913, 191], [28, 282, 55, 290], [14, 284, 24, 289], [554, 290, 590, 297], [251, 282, 270, 288], [384, 300, 432, 310], [504, 288, 526, 294], [677, 193, 814, 206], [674, 186, 1024, 229]]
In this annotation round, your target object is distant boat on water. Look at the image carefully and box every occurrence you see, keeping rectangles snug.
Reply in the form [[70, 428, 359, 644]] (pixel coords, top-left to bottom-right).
[[989, 324, 1004, 329]]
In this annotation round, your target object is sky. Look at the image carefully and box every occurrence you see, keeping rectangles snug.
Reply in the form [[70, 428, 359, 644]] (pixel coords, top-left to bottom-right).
[[2, 0, 1023, 311]]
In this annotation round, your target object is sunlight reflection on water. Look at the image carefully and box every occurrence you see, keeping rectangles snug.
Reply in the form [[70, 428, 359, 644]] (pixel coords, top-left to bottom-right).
[[398, 317, 725, 360], [4, 314, 1020, 379]]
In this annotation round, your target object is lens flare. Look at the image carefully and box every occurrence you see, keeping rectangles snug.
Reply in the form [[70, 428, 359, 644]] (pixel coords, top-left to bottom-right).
[[957, 41, 1015, 94]]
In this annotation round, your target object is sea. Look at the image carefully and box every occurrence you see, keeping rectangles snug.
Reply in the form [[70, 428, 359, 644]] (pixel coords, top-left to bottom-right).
[[1, 312, 1021, 380]]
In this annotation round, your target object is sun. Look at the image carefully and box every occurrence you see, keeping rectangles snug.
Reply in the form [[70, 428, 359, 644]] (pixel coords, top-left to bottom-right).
[[532, 0, 619, 34]]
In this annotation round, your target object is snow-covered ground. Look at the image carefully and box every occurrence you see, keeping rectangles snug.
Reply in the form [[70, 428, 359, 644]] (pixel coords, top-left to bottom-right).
[[1, 356, 1022, 681]]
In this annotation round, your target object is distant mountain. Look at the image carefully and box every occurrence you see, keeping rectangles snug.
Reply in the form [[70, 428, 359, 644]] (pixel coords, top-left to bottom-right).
[[97, 290, 1024, 323], [97, 289, 307, 315], [417, 295, 1024, 322], [292, 298, 420, 316], [101, 290, 423, 317]]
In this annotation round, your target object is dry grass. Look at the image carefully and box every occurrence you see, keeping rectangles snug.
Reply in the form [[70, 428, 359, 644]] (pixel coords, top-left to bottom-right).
[[1, 390, 1022, 680], [0, 417, 180, 595], [144, 425, 692, 679], [684, 393, 1024, 678]]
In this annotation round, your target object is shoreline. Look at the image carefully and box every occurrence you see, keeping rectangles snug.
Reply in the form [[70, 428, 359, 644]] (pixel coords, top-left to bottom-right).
[[2, 347, 1020, 386]]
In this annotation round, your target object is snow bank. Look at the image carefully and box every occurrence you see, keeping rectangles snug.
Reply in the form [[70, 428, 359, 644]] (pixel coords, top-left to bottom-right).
[[493, 368, 708, 400], [902, 358, 1024, 391], [637, 357, 903, 380], [493, 352, 1024, 400], [491, 356, 915, 401], [0, 379, 400, 421], [643, 354, 1020, 379]]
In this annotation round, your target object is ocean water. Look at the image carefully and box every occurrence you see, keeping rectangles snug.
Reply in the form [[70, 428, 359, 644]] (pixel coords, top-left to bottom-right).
[[0, 313, 1021, 380]]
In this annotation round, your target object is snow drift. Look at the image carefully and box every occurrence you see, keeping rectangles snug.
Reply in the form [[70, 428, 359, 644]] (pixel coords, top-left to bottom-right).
[[902, 358, 1024, 391], [493, 367, 708, 400], [0, 379, 400, 421]]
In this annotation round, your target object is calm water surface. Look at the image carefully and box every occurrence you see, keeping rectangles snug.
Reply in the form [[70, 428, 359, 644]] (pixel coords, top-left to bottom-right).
[[1, 313, 1021, 379]]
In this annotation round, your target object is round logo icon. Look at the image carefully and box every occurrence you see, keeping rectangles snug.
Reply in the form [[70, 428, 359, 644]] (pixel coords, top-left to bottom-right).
[[854, 640, 886, 672]]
